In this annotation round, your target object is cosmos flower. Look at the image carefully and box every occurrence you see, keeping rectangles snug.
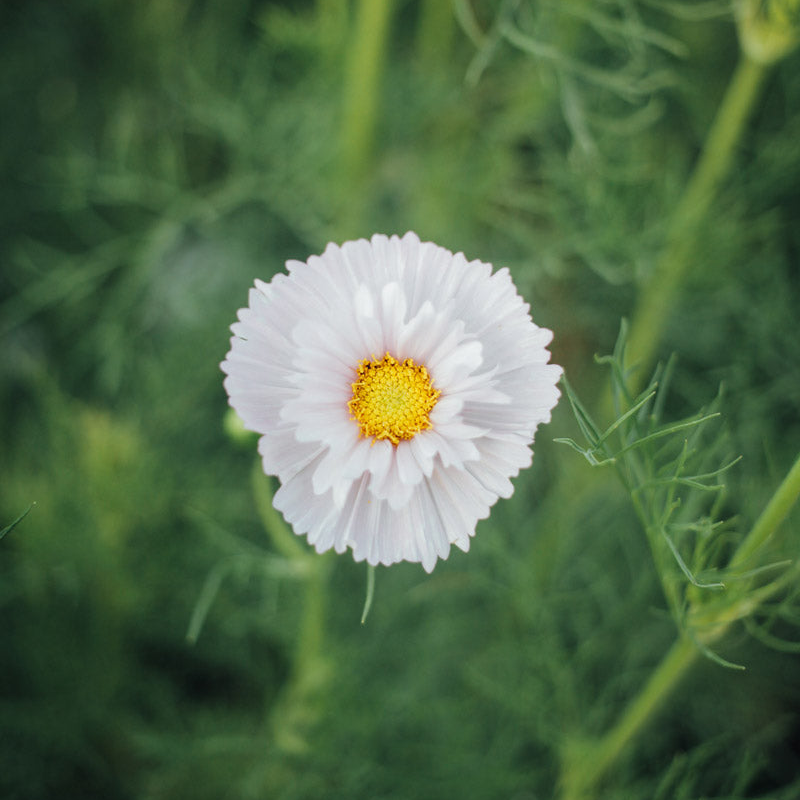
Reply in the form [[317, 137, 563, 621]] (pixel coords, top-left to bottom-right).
[[221, 232, 562, 572]]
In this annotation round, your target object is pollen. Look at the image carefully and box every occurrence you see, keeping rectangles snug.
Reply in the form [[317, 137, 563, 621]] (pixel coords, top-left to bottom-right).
[[348, 352, 440, 445]]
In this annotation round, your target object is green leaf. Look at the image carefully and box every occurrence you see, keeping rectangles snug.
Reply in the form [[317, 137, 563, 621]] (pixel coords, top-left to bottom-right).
[[0, 503, 34, 542]]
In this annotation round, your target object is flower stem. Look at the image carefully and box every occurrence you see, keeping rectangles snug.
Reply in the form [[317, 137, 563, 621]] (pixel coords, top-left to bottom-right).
[[624, 53, 769, 391], [559, 448, 800, 798], [416, 0, 456, 71], [560, 636, 698, 800], [251, 463, 330, 753], [339, 0, 395, 184], [361, 563, 376, 624], [252, 462, 308, 562], [730, 450, 800, 569], [270, 554, 330, 754]]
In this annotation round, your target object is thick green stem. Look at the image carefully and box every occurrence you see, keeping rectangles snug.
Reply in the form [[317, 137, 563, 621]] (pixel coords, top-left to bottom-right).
[[624, 54, 769, 392], [416, 0, 455, 70], [336, 0, 395, 235], [560, 636, 698, 800], [251, 463, 330, 752], [270, 555, 329, 754], [252, 463, 308, 562], [339, 0, 395, 182], [559, 26, 795, 800], [559, 447, 800, 798], [730, 450, 800, 569]]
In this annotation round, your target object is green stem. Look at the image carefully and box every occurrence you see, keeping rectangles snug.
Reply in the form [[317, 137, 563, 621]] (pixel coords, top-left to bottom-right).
[[560, 636, 698, 800], [559, 448, 800, 798], [251, 462, 330, 752], [361, 563, 376, 624], [339, 0, 395, 184], [730, 450, 800, 569], [251, 462, 308, 562], [559, 47, 794, 800], [624, 53, 769, 391], [292, 556, 328, 690], [270, 555, 329, 754], [416, 0, 455, 71]]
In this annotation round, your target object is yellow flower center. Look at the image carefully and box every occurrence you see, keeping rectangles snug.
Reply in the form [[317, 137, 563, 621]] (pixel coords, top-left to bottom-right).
[[348, 352, 440, 446]]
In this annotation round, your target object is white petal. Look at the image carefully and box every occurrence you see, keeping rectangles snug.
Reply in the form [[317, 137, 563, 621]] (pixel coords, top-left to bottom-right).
[[395, 440, 424, 486], [258, 430, 324, 482], [377, 282, 407, 354]]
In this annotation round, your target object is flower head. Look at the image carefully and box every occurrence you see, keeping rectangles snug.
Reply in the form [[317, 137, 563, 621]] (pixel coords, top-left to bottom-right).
[[736, 0, 800, 64], [221, 232, 562, 572]]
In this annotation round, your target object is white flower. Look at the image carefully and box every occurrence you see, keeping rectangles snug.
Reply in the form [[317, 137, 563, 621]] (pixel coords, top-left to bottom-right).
[[221, 232, 562, 572]]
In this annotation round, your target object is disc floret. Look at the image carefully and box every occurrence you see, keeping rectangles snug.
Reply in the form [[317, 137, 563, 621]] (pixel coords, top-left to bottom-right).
[[348, 352, 440, 445]]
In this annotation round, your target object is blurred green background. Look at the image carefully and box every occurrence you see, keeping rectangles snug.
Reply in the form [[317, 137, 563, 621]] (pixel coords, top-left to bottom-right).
[[2, 1, 799, 798]]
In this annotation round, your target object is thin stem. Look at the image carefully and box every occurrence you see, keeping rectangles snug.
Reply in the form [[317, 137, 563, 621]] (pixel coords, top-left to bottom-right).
[[251, 461, 308, 562], [730, 450, 800, 569], [293, 558, 328, 689], [558, 42, 791, 800], [361, 564, 376, 624], [560, 636, 699, 800], [0, 503, 33, 541], [251, 461, 331, 752], [559, 448, 800, 798], [270, 555, 330, 754], [624, 53, 769, 392]]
